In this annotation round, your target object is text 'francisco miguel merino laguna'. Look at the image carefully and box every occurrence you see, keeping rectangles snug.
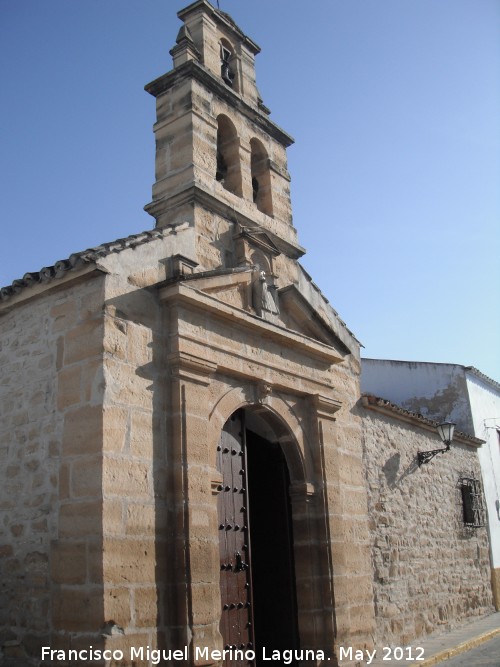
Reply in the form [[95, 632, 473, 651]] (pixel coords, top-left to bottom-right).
[[41, 645, 329, 664]]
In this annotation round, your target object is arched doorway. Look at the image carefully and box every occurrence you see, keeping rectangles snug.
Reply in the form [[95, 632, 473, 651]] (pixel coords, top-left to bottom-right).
[[217, 409, 299, 665]]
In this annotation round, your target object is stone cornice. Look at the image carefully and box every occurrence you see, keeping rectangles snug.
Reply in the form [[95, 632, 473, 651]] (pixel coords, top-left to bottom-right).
[[279, 284, 353, 356], [0, 265, 104, 315], [361, 394, 484, 447], [145, 184, 305, 260], [159, 281, 343, 366], [144, 60, 294, 148], [0, 228, 165, 309]]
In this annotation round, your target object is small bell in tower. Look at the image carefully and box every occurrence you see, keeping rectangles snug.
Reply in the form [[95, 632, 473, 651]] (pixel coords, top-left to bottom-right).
[[220, 44, 235, 87]]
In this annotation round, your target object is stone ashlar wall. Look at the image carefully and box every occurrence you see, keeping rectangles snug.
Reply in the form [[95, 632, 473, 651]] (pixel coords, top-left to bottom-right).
[[99, 261, 168, 656], [361, 398, 494, 648], [0, 273, 105, 664]]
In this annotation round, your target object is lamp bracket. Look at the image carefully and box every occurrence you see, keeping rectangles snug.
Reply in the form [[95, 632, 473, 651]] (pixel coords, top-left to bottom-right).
[[417, 444, 450, 467]]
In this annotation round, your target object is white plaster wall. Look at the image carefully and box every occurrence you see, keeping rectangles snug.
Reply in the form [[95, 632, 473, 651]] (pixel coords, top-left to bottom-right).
[[361, 359, 473, 433], [466, 372, 500, 568]]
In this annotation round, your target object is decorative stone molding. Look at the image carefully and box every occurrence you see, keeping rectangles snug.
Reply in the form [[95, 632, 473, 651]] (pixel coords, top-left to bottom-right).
[[256, 380, 272, 404], [169, 25, 201, 68], [168, 351, 217, 386], [233, 224, 280, 269], [160, 282, 343, 366], [311, 394, 342, 421], [171, 254, 198, 278]]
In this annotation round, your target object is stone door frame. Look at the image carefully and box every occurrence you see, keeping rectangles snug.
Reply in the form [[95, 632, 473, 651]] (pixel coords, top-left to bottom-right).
[[168, 351, 341, 665]]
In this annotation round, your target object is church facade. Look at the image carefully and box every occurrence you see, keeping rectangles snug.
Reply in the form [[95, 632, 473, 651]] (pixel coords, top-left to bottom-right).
[[0, 2, 494, 665]]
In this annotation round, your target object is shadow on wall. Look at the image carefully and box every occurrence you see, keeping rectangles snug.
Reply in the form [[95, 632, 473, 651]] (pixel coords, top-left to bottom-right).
[[382, 452, 419, 488]]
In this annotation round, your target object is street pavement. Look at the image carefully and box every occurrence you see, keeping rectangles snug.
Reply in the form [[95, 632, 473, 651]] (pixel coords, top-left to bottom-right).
[[370, 612, 500, 667], [438, 634, 500, 667]]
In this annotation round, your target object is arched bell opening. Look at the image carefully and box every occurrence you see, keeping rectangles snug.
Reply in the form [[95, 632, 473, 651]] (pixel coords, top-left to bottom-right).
[[216, 114, 242, 197], [216, 405, 316, 665], [219, 38, 239, 92], [250, 138, 273, 217]]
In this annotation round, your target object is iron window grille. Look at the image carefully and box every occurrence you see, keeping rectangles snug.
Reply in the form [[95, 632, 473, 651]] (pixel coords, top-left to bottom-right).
[[459, 474, 485, 528]]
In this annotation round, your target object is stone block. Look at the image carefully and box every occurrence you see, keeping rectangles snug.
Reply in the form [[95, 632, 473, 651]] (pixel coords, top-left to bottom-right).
[[104, 587, 132, 627], [10, 524, 24, 537], [0, 545, 13, 558], [103, 499, 124, 536], [103, 405, 128, 453], [190, 582, 220, 626], [59, 462, 70, 500], [103, 538, 159, 585], [334, 450, 365, 488], [31, 518, 48, 532], [127, 323, 153, 366], [129, 410, 155, 457], [347, 603, 377, 637], [134, 587, 159, 627], [56, 334, 64, 370], [71, 457, 102, 497], [104, 358, 153, 410], [333, 574, 371, 607], [64, 319, 103, 364], [103, 459, 151, 499], [189, 538, 219, 583], [87, 539, 104, 584], [331, 516, 371, 544], [50, 541, 87, 585], [52, 587, 104, 632], [82, 359, 105, 403], [59, 501, 102, 539], [78, 284, 105, 320], [125, 504, 156, 536], [62, 405, 103, 456], [50, 300, 77, 333], [104, 316, 128, 360]]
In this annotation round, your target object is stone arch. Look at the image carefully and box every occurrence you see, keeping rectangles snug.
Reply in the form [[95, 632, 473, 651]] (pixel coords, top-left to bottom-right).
[[216, 114, 242, 197], [250, 137, 273, 216], [209, 384, 307, 483], [211, 387, 329, 657]]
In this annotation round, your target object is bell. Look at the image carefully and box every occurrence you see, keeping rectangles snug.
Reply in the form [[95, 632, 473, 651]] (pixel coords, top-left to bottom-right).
[[221, 64, 234, 87]]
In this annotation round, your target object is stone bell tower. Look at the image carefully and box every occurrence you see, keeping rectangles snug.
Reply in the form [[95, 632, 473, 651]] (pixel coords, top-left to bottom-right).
[[144, 0, 304, 276]]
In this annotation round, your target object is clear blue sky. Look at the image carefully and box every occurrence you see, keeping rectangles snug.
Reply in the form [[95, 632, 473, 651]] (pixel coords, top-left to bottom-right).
[[1, 0, 499, 380]]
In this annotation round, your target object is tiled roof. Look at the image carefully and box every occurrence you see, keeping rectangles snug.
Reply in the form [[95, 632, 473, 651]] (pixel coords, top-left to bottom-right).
[[361, 393, 484, 446], [0, 228, 164, 303], [465, 366, 500, 392]]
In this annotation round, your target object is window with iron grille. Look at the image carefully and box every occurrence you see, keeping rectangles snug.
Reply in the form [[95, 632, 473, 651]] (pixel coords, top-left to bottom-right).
[[459, 475, 485, 528]]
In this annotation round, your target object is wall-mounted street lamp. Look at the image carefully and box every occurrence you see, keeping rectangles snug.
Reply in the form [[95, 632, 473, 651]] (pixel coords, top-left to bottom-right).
[[417, 421, 456, 466]]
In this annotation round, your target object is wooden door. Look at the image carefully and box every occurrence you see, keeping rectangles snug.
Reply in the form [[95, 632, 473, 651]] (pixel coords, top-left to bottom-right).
[[217, 411, 299, 665], [217, 411, 254, 664]]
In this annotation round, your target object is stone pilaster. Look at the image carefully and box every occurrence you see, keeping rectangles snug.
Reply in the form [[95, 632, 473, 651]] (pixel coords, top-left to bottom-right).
[[167, 351, 222, 664], [311, 394, 376, 661]]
